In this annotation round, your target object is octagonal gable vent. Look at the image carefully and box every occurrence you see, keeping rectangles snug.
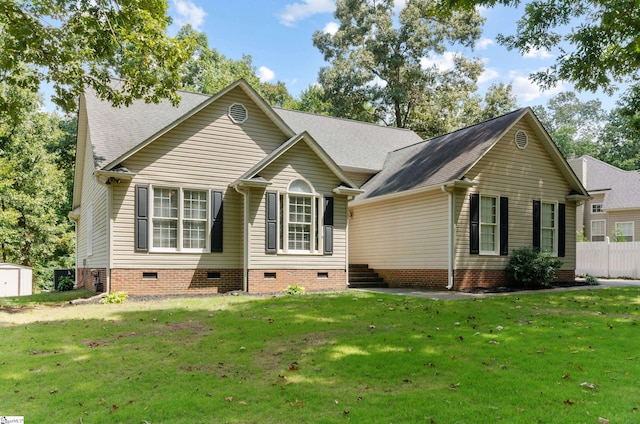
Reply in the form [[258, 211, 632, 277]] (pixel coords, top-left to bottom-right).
[[515, 129, 528, 149], [229, 103, 248, 124]]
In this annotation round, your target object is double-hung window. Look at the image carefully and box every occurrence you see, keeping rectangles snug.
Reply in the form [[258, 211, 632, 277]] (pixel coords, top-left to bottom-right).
[[151, 187, 208, 252], [615, 222, 634, 242], [480, 195, 498, 254], [284, 180, 319, 253], [541, 202, 557, 253], [591, 219, 606, 242]]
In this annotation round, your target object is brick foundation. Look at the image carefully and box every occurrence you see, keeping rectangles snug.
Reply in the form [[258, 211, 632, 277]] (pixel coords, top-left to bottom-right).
[[109, 268, 243, 296], [375, 268, 577, 291], [77, 268, 107, 292], [376, 269, 449, 290], [247, 269, 347, 294]]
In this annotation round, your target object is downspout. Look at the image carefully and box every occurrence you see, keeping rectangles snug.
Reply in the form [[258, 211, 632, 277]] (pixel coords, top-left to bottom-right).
[[441, 185, 454, 290], [234, 185, 249, 292], [106, 182, 112, 294]]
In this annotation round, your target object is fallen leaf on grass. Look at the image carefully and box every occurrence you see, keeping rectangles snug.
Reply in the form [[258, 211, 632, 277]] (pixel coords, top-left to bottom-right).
[[562, 373, 570, 379], [580, 382, 596, 389], [49, 388, 59, 394], [112, 404, 118, 411], [225, 396, 234, 402], [564, 399, 575, 405], [598, 418, 609, 423]]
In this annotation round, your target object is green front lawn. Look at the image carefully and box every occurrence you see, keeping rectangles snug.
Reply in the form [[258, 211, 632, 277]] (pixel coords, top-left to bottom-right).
[[1, 288, 639, 423]]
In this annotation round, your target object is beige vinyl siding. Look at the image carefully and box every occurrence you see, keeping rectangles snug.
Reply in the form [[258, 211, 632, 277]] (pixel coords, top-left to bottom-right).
[[349, 190, 449, 269], [248, 140, 347, 269], [345, 170, 375, 187], [77, 130, 108, 268], [584, 193, 607, 241], [111, 87, 285, 269], [456, 120, 576, 271], [608, 209, 640, 241]]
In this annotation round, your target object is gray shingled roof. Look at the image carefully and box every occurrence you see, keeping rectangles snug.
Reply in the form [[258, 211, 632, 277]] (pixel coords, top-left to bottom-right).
[[273, 108, 423, 171], [358, 108, 530, 200], [85, 84, 210, 170], [568, 155, 640, 210]]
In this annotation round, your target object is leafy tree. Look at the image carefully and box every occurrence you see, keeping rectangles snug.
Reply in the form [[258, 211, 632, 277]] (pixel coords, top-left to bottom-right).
[[1, 0, 193, 112], [0, 83, 74, 287], [294, 85, 332, 115], [532, 91, 605, 158], [445, 0, 640, 94], [312, 0, 484, 128], [176, 25, 296, 107], [598, 84, 640, 170]]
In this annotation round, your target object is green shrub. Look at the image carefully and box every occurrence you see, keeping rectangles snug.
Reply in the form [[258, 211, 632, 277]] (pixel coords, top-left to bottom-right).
[[506, 246, 562, 288], [57, 276, 75, 292], [584, 274, 600, 286], [100, 291, 129, 304], [283, 285, 306, 295]]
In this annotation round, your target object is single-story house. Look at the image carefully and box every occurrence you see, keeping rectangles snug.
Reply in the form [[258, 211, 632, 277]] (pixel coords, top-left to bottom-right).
[[70, 79, 589, 294], [568, 155, 640, 242]]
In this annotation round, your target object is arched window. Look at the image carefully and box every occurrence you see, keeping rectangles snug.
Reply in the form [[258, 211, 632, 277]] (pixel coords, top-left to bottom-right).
[[286, 180, 316, 252]]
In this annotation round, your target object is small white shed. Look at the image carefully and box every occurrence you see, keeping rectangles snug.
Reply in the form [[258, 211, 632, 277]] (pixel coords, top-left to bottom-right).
[[0, 263, 33, 297]]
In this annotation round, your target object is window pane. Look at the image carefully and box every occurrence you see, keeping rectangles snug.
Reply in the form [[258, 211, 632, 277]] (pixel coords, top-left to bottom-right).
[[153, 219, 177, 248], [183, 190, 207, 220], [591, 220, 605, 235], [480, 224, 495, 252], [541, 203, 555, 227], [541, 228, 555, 252], [480, 196, 496, 224], [615, 222, 634, 242], [183, 221, 206, 249], [288, 196, 312, 251], [154, 188, 178, 218]]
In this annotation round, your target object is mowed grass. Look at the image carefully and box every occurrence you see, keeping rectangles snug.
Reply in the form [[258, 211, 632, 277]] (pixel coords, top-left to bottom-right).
[[1, 288, 640, 423]]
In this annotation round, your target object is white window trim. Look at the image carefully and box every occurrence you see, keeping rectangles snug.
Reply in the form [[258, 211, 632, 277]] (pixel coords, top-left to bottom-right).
[[591, 219, 606, 242], [615, 221, 634, 242], [479, 194, 499, 255], [278, 179, 324, 255], [591, 203, 604, 214], [149, 185, 209, 253], [541, 200, 558, 255]]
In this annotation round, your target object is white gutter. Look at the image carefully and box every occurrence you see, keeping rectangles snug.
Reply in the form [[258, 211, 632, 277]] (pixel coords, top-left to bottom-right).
[[441, 185, 455, 290]]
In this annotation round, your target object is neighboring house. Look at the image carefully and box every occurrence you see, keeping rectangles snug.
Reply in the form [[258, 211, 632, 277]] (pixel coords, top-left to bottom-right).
[[71, 79, 589, 295], [568, 155, 640, 242]]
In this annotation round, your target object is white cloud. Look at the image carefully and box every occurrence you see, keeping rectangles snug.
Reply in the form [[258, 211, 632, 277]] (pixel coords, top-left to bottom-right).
[[478, 67, 500, 84], [323, 21, 339, 35], [508, 70, 564, 102], [475, 5, 489, 16], [523, 47, 554, 60], [278, 0, 335, 27], [420, 52, 456, 71], [258, 66, 276, 83], [477, 38, 494, 50], [172, 0, 206, 29]]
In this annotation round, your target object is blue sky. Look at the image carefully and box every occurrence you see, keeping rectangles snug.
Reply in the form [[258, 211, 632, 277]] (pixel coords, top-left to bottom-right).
[[165, 0, 618, 111]]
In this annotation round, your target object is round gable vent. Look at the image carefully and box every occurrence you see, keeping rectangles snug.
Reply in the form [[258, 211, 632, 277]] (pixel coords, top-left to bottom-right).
[[229, 103, 248, 124], [515, 129, 528, 149]]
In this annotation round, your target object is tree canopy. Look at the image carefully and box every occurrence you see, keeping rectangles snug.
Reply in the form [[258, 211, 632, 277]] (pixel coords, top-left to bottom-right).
[[312, 0, 485, 132], [0, 0, 193, 113], [445, 0, 640, 94]]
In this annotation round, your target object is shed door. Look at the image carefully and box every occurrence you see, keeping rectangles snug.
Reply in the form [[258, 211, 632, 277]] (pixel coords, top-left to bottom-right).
[[0, 269, 20, 297]]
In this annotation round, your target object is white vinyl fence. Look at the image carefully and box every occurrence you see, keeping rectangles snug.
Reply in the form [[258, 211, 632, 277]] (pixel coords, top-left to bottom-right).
[[576, 240, 640, 279]]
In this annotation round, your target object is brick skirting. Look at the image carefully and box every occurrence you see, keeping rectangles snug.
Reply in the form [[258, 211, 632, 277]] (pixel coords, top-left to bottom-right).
[[376, 269, 449, 290], [375, 268, 577, 291], [247, 269, 347, 294], [77, 268, 107, 292], [109, 268, 243, 296]]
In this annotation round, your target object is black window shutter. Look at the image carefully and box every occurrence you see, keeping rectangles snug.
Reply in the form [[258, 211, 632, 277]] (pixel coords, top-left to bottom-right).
[[470, 193, 480, 255], [265, 191, 278, 254], [533, 200, 541, 249], [323, 197, 334, 255], [211, 190, 223, 252], [558, 203, 566, 257], [135, 185, 149, 252], [500, 196, 509, 256]]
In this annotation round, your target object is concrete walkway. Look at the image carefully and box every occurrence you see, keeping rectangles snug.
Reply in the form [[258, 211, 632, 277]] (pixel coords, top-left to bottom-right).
[[350, 278, 640, 300]]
